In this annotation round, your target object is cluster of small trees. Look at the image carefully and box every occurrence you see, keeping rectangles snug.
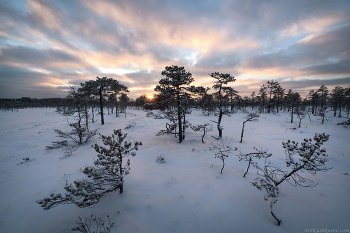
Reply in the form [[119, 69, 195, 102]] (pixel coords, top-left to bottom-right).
[[34, 65, 338, 228], [143, 65, 349, 144], [209, 133, 330, 226]]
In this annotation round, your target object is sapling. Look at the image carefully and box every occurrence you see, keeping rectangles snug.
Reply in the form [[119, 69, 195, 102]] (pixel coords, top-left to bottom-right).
[[37, 129, 142, 210], [210, 143, 234, 174], [71, 213, 115, 233], [190, 123, 213, 143], [251, 133, 331, 225], [295, 110, 305, 128], [236, 147, 271, 177], [240, 113, 259, 143]]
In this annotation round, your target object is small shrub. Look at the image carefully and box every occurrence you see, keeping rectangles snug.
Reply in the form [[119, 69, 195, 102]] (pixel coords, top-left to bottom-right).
[[337, 119, 350, 125], [71, 213, 115, 233], [210, 143, 234, 174], [156, 155, 166, 163]]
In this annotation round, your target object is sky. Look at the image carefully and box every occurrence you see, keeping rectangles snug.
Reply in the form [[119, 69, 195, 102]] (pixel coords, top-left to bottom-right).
[[0, 0, 350, 100]]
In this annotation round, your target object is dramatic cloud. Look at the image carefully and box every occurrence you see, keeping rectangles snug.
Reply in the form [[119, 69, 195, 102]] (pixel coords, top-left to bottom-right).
[[0, 0, 349, 99]]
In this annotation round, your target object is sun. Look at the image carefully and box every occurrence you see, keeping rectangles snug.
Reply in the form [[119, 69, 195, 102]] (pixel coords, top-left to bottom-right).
[[147, 95, 154, 100]]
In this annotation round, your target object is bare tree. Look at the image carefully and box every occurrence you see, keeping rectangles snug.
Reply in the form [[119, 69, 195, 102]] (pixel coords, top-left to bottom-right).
[[240, 113, 259, 143]]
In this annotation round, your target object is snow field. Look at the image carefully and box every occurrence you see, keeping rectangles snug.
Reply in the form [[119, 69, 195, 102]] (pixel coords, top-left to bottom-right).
[[0, 108, 349, 233]]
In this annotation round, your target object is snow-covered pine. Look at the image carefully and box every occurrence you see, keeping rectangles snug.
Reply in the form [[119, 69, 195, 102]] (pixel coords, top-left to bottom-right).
[[251, 133, 331, 225], [37, 129, 142, 210], [46, 87, 97, 155]]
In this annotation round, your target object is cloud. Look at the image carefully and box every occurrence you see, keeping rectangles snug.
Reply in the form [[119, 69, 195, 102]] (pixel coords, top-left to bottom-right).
[[0, 45, 84, 69], [0, 0, 350, 99]]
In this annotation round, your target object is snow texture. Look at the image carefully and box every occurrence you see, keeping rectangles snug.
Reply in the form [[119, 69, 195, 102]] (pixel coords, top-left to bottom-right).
[[0, 108, 349, 233]]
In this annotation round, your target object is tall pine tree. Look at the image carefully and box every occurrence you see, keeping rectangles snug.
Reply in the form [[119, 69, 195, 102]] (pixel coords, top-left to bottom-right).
[[154, 65, 194, 143]]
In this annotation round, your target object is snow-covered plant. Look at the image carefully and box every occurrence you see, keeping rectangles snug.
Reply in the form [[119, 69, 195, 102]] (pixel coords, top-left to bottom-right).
[[45, 140, 68, 150], [337, 119, 350, 125], [210, 143, 234, 174], [52, 123, 97, 146], [156, 154, 166, 163], [71, 213, 115, 233], [236, 147, 271, 177], [17, 157, 32, 165], [37, 129, 142, 210], [251, 133, 331, 225], [125, 122, 136, 129], [295, 109, 306, 128], [190, 123, 213, 143], [46, 87, 97, 155], [240, 113, 259, 143]]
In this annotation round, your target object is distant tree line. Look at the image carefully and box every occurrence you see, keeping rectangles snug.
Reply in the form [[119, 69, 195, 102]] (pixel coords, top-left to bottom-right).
[[1, 71, 350, 125]]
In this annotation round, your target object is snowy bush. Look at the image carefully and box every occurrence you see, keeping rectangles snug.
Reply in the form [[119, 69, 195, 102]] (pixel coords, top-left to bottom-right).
[[235, 147, 271, 177], [37, 129, 142, 210], [337, 119, 350, 125], [251, 133, 331, 225], [210, 143, 234, 174], [190, 123, 213, 143], [125, 122, 136, 129], [71, 213, 115, 233], [156, 154, 166, 163]]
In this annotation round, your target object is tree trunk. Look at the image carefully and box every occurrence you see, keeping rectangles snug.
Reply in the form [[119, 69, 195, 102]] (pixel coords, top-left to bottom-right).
[[240, 121, 246, 143], [84, 101, 89, 131], [201, 128, 206, 143], [99, 88, 104, 125], [177, 89, 183, 143], [116, 98, 118, 117], [243, 157, 251, 177], [91, 107, 95, 123], [270, 198, 281, 226], [221, 160, 225, 174], [218, 109, 223, 138]]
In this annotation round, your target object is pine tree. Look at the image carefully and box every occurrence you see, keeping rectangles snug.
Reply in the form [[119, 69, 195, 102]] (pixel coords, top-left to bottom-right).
[[273, 84, 285, 113], [258, 84, 268, 113], [210, 72, 235, 139], [317, 85, 329, 124], [153, 65, 194, 143], [80, 77, 128, 125], [266, 80, 279, 113], [252, 133, 331, 225], [331, 86, 345, 118], [223, 86, 239, 113], [37, 130, 142, 210], [285, 89, 301, 123]]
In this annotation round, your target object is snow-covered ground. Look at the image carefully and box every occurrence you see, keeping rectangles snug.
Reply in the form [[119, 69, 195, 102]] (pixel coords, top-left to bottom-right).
[[0, 108, 349, 233]]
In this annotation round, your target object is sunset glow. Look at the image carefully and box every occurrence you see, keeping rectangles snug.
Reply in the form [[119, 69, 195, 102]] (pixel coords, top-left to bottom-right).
[[0, 0, 349, 99]]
